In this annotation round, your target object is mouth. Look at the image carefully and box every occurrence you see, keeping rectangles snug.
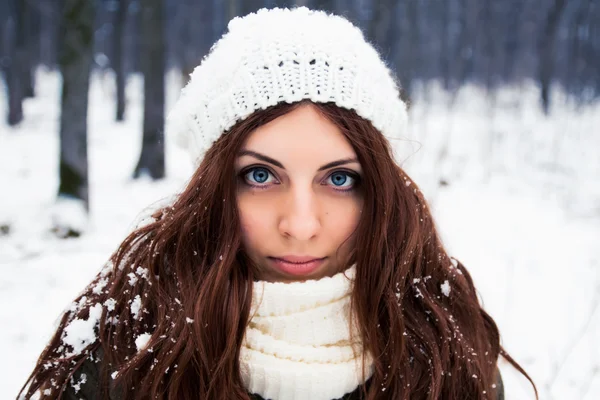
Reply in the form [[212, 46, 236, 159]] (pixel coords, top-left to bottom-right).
[[267, 256, 327, 276]]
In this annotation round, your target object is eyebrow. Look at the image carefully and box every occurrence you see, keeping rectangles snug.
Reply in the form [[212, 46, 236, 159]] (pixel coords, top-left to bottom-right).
[[237, 150, 359, 171]]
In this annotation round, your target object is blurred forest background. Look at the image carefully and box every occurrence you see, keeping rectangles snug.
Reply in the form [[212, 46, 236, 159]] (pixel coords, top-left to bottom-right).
[[1, 0, 599, 223], [1, 1, 600, 399]]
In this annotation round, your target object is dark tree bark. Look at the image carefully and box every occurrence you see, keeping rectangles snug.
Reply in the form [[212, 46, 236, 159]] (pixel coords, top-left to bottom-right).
[[38, 0, 59, 67], [274, 0, 296, 8], [568, 0, 587, 93], [227, 0, 239, 20], [22, 0, 38, 98], [444, 0, 465, 92], [5, 0, 26, 125], [455, 0, 475, 86], [586, 0, 599, 98], [440, 0, 451, 90], [539, 0, 566, 114], [503, 0, 523, 81], [312, 0, 337, 13], [125, 0, 142, 74], [337, 0, 360, 24], [114, 0, 127, 121], [395, 0, 419, 98], [58, 0, 95, 210], [240, 0, 265, 16], [367, 0, 396, 60], [568, 0, 595, 101], [180, 0, 214, 84], [474, 0, 495, 89], [174, 0, 188, 74], [134, 0, 165, 179]]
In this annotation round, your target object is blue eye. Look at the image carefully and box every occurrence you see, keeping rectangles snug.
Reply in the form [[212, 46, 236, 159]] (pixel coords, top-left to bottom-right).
[[326, 172, 356, 189], [244, 167, 275, 186]]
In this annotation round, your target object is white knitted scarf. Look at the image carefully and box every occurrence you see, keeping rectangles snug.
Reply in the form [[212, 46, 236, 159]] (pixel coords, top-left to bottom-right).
[[239, 265, 373, 400]]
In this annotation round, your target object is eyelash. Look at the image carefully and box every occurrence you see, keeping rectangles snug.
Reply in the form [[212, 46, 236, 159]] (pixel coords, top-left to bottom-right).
[[239, 166, 361, 192]]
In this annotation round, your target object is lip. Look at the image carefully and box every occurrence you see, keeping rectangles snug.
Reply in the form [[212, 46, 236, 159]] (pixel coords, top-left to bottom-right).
[[268, 256, 326, 276]]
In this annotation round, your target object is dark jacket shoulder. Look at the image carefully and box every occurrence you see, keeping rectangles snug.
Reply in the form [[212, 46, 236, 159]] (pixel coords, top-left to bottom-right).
[[62, 350, 120, 400], [63, 354, 504, 400], [250, 370, 505, 400]]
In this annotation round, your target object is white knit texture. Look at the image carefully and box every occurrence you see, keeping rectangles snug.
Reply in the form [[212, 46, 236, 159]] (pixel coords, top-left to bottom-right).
[[240, 265, 374, 400], [167, 6, 408, 165]]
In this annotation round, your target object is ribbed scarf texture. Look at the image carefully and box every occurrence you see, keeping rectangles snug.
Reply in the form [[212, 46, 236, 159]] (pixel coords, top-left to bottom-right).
[[239, 265, 373, 400]]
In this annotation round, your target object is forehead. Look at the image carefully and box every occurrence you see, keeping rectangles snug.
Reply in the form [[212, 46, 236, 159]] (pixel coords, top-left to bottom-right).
[[241, 104, 356, 161]]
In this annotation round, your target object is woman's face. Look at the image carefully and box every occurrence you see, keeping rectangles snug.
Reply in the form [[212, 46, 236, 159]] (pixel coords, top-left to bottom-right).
[[235, 104, 363, 282]]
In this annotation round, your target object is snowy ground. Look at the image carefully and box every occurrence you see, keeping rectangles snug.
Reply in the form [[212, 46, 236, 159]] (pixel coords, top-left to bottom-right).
[[1, 69, 599, 399]]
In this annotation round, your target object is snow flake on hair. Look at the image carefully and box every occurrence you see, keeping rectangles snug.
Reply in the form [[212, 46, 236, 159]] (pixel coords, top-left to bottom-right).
[[92, 277, 109, 294], [440, 280, 451, 297], [69, 296, 89, 314], [448, 257, 463, 275], [62, 303, 103, 356], [413, 286, 424, 299], [130, 295, 142, 320], [70, 373, 87, 393], [100, 260, 115, 277], [135, 332, 152, 352], [104, 298, 117, 312], [135, 266, 149, 280], [127, 272, 138, 286]]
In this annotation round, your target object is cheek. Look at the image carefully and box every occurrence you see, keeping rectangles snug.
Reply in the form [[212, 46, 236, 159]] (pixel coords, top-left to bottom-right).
[[237, 194, 271, 251], [324, 197, 362, 241]]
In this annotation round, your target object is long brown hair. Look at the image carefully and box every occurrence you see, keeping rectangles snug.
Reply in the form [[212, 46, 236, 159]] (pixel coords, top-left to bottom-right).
[[19, 101, 537, 399]]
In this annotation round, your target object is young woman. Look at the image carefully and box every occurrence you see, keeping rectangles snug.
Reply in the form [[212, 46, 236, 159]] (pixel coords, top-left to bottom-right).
[[19, 7, 536, 400]]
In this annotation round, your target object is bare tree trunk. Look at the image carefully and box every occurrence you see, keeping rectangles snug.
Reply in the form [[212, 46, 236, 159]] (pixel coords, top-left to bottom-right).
[[475, 0, 495, 90], [440, 0, 451, 90], [22, 0, 38, 98], [338, 0, 360, 24], [593, 2, 600, 97], [58, 0, 95, 209], [455, 0, 474, 86], [503, 0, 523, 82], [240, 0, 265, 16], [5, 0, 26, 125], [312, 0, 337, 13], [178, 0, 191, 81], [227, 0, 239, 20], [275, 0, 297, 8], [38, 0, 59, 67], [367, 0, 395, 58], [114, 0, 127, 121], [567, 0, 585, 95], [181, 0, 214, 84], [397, 0, 419, 98], [134, 0, 165, 179], [568, 0, 594, 102], [539, 0, 566, 114], [129, 0, 142, 74]]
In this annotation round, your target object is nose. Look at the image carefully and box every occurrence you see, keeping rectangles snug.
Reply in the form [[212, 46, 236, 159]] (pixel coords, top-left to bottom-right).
[[278, 185, 321, 241]]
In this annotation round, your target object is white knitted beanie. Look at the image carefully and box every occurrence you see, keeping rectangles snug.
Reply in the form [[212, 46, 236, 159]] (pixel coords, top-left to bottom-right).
[[167, 6, 408, 165]]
